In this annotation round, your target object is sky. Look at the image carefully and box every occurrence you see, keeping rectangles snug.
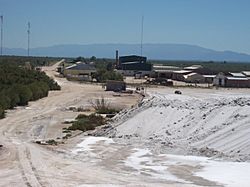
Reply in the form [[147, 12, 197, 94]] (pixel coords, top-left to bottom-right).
[[1, 0, 250, 54]]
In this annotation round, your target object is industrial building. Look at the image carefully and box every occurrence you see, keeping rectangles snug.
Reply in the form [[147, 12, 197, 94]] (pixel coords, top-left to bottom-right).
[[116, 54, 152, 77], [213, 72, 250, 88], [63, 62, 96, 81], [113, 50, 250, 88], [153, 65, 181, 78]]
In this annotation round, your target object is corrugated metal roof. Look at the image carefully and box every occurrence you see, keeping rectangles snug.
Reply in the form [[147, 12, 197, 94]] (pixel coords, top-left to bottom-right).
[[153, 65, 180, 69], [203, 75, 216, 78], [184, 65, 202, 70], [183, 73, 201, 79], [229, 72, 246, 77], [65, 63, 96, 71], [187, 72, 197, 76], [226, 77, 248, 80], [154, 69, 175, 73], [173, 70, 192, 74], [242, 71, 250, 76], [122, 61, 142, 65]]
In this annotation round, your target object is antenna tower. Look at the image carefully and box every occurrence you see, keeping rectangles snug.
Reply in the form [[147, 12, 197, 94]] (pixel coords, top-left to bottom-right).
[[140, 16, 144, 56], [27, 22, 30, 56], [0, 15, 3, 56]]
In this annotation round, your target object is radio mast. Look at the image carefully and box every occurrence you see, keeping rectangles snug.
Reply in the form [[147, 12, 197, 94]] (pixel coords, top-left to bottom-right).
[[140, 16, 144, 56], [0, 15, 3, 56], [27, 22, 30, 56]]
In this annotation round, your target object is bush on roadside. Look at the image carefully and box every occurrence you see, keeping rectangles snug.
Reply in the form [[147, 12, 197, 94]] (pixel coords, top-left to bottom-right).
[[89, 96, 120, 114], [67, 113, 105, 132], [46, 139, 58, 145]]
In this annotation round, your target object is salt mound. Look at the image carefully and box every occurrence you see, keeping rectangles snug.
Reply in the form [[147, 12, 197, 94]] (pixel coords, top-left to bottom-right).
[[101, 92, 250, 161]]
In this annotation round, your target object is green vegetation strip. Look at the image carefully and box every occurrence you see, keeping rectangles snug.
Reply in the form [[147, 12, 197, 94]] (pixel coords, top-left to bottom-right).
[[0, 64, 60, 118]]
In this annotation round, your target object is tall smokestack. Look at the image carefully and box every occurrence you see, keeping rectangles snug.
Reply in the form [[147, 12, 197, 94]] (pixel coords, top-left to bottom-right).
[[115, 50, 119, 67]]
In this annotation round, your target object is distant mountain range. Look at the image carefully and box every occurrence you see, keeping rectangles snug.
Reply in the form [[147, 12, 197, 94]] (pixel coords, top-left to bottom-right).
[[3, 43, 250, 62]]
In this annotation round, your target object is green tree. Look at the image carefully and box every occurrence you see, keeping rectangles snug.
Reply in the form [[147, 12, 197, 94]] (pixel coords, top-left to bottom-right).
[[29, 83, 43, 100], [7, 90, 20, 109], [90, 56, 97, 61], [106, 62, 113, 71], [94, 70, 123, 83], [16, 86, 33, 106], [0, 93, 11, 110]]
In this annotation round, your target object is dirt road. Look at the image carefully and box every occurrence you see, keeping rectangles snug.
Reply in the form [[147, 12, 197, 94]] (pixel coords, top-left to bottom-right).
[[0, 62, 194, 187]]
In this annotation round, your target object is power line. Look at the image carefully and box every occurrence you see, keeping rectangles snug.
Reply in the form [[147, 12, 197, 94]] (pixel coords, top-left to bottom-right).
[[0, 15, 3, 56], [27, 22, 30, 56]]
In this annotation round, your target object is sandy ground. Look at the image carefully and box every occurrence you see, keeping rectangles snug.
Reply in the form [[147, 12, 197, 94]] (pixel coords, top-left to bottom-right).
[[0, 61, 250, 187]]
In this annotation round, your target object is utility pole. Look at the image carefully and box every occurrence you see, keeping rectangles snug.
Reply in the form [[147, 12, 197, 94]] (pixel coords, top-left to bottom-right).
[[27, 22, 30, 56], [0, 15, 3, 56], [140, 16, 144, 56]]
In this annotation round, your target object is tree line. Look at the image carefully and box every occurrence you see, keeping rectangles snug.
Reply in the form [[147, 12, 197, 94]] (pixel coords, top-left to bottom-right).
[[0, 64, 60, 118], [91, 57, 123, 82], [0, 55, 63, 67]]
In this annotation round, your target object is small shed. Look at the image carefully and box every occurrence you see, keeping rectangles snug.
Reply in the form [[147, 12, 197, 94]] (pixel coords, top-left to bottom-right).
[[213, 72, 227, 87], [106, 80, 126, 92], [203, 75, 216, 84]]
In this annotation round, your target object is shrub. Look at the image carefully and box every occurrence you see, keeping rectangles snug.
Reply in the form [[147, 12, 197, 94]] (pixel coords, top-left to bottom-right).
[[62, 133, 72, 139], [16, 85, 33, 106], [46, 139, 58, 145], [89, 96, 110, 111], [89, 96, 120, 114], [0, 94, 11, 110], [67, 113, 105, 132], [62, 129, 71, 133], [0, 106, 5, 119]]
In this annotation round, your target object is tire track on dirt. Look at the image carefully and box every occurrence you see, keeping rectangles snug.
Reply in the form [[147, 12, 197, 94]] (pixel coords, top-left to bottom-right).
[[17, 144, 46, 187], [25, 146, 47, 187], [16, 149, 32, 187]]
